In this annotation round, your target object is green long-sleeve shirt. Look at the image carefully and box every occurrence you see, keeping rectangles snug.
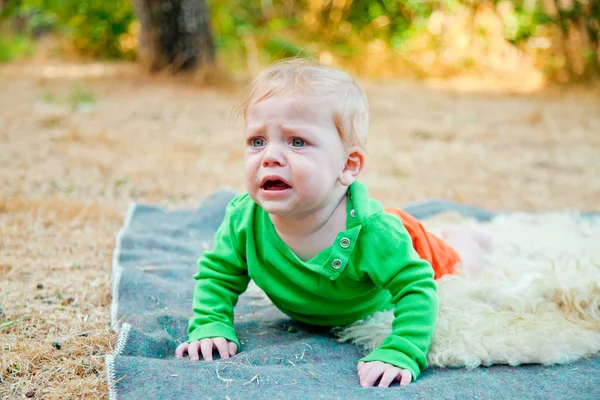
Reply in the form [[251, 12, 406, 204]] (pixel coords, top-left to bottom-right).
[[187, 181, 438, 380]]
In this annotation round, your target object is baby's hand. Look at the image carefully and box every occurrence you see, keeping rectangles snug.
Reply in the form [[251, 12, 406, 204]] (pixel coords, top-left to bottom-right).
[[175, 338, 238, 361], [357, 361, 412, 388]]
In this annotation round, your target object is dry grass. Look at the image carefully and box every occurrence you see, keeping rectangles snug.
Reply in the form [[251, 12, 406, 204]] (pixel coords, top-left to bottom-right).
[[1, 60, 599, 399]]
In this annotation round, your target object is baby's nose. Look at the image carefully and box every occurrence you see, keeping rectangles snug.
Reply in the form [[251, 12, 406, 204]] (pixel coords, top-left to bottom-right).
[[262, 144, 286, 166]]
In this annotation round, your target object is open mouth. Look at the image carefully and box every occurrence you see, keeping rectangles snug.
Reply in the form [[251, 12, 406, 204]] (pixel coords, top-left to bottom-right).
[[261, 179, 291, 191]]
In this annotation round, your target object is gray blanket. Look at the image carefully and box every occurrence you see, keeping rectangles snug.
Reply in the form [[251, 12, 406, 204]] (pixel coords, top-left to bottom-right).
[[105, 191, 600, 399]]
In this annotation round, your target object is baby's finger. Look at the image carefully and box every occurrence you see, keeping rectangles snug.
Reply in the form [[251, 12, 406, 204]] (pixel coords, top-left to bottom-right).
[[187, 341, 201, 361], [200, 339, 214, 361], [174, 342, 189, 358], [212, 338, 230, 359], [399, 370, 412, 386], [228, 341, 238, 357], [378, 366, 401, 388], [362, 364, 385, 387], [357, 362, 365, 372], [357, 362, 373, 383]]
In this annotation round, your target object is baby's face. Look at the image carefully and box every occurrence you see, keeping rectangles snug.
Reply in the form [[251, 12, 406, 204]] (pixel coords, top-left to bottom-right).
[[244, 93, 349, 218]]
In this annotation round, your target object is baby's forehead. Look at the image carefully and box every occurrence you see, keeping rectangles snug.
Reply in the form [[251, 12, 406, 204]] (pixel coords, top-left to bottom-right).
[[256, 77, 343, 102], [249, 92, 337, 121]]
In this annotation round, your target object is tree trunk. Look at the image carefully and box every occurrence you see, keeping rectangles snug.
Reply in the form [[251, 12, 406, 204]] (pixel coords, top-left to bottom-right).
[[133, 0, 215, 73]]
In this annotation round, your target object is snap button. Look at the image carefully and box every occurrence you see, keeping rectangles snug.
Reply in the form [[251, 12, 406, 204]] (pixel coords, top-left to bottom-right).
[[331, 259, 342, 269], [340, 238, 350, 248], [350, 209, 356, 217]]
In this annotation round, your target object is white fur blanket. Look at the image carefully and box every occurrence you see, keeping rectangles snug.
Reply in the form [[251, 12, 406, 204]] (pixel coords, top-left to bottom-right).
[[333, 212, 600, 368]]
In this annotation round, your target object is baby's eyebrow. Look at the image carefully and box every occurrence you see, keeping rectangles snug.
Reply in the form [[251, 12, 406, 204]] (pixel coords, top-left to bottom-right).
[[245, 124, 266, 135], [280, 124, 305, 133]]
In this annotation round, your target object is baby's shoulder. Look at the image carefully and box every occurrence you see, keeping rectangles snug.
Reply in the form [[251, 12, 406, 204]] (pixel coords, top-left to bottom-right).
[[224, 193, 261, 227], [228, 192, 253, 209], [359, 209, 412, 247], [362, 205, 406, 230]]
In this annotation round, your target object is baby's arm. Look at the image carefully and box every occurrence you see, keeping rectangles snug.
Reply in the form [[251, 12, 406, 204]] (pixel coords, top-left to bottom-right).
[[359, 258, 436, 385], [358, 216, 438, 385], [186, 243, 250, 348], [177, 200, 251, 360]]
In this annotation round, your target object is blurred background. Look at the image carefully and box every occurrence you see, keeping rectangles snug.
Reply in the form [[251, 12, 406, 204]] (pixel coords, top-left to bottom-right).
[[1, 0, 599, 82], [1, 2, 599, 398]]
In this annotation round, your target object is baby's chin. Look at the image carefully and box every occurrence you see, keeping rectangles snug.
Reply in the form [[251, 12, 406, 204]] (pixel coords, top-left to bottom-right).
[[256, 198, 312, 220], [257, 201, 295, 217]]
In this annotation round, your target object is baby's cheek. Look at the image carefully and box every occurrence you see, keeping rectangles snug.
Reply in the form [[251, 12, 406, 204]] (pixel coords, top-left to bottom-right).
[[243, 176, 259, 201], [295, 180, 323, 203], [244, 156, 259, 173]]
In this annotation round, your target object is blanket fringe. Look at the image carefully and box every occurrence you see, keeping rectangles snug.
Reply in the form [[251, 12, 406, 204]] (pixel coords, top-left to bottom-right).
[[105, 323, 132, 400]]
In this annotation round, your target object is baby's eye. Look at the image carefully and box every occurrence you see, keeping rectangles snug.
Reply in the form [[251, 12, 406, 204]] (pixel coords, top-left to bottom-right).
[[251, 138, 266, 148], [290, 138, 306, 148]]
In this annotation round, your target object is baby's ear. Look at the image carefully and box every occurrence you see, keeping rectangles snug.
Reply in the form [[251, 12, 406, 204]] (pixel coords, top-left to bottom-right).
[[339, 147, 365, 186]]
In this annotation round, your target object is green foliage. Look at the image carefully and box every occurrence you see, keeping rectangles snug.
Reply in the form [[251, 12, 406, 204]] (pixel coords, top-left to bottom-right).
[[263, 37, 311, 60], [346, 0, 434, 47], [503, 6, 553, 43], [1, 0, 598, 78], [209, 0, 305, 69], [5, 0, 135, 58], [0, 34, 34, 63], [209, 0, 425, 66]]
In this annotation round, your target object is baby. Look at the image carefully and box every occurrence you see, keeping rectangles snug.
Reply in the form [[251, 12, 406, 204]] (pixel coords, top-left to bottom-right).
[[175, 58, 490, 388]]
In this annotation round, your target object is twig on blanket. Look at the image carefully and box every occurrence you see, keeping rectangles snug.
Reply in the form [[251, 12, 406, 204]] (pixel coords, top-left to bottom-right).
[[308, 370, 318, 379], [243, 374, 260, 385], [256, 331, 276, 336], [225, 352, 252, 366], [108, 374, 128, 388], [296, 343, 312, 360], [288, 360, 296, 366], [215, 366, 234, 385], [135, 265, 175, 271], [218, 360, 248, 367]]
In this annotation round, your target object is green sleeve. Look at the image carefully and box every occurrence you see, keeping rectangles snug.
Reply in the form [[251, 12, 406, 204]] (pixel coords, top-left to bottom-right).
[[187, 198, 251, 348], [358, 215, 438, 381]]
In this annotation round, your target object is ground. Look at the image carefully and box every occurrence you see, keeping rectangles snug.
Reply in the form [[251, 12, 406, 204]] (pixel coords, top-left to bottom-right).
[[0, 61, 599, 399]]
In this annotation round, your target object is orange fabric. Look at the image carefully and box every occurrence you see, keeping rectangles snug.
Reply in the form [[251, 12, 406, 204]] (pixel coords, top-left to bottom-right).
[[384, 207, 461, 280]]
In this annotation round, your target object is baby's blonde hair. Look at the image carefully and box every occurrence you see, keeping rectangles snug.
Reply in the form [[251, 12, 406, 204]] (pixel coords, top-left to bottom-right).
[[238, 58, 369, 151]]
